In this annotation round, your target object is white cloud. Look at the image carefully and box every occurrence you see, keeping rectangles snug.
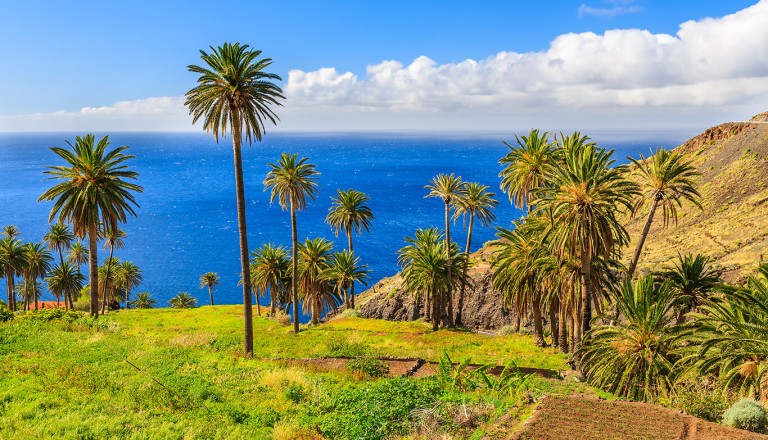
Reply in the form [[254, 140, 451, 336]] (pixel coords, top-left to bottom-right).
[[3, 1, 768, 132]]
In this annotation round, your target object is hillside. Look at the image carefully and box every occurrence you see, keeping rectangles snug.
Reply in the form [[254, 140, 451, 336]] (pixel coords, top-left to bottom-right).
[[358, 113, 768, 329]]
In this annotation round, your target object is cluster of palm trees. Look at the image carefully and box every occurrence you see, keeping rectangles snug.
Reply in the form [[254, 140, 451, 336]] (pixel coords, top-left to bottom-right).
[[490, 130, 701, 357], [259, 154, 373, 330], [0, 223, 143, 313], [398, 175, 498, 330]]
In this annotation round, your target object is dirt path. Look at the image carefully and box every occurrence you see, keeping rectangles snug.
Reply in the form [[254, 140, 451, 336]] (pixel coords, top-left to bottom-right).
[[500, 395, 767, 440]]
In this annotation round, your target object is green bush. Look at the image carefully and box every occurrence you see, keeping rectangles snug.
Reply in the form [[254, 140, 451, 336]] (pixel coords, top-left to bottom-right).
[[339, 308, 362, 318], [17, 309, 85, 323], [308, 377, 441, 440], [497, 326, 517, 336], [0, 304, 13, 322], [346, 358, 389, 379], [326, 335, 368, 357], [662, 380, 731, 422], [283, 381, 306, 403], [723, 398, 767, 432]]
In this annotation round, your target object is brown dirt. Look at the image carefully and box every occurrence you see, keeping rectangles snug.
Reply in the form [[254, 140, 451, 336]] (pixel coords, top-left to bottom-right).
[[503, 395, 767, 440]]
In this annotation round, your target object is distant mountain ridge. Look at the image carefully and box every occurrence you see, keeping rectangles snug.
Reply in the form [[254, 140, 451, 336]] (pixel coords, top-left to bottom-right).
[[356, 113, 768, 330]]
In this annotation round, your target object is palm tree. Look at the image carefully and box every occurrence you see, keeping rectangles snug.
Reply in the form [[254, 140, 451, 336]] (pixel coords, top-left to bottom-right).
[[452, 182, 497, 326], [100, 227, 125, 314], [499, 129, 557, 211], [38, 134, 142, 318], [426, 173, 466, 327], [68, 242, 88, 277], [683, 264, 768, 400], [131, 292, 157, 309], [251, 243, 289, 315], [43, 223, 75, 309], [0, 236, 26, 310], [22, 243, 53, 311], [297, 237, 335, 324], [627, 149, 701, 277], [579, 275, 683, 402], [198, 272, 220, 306], [264, 153, 320, 333], [492, 220, 548, 347], [115, 261, 142, 309], [658, 253, 719, 324], [2, 226, 20, 239], [325, 189, 374, 308], [186, 42, 284, 355], [98, 258, 120, 310], [324, 250, 370, 309], [46, 262, 85, 309], [169, 292, 197, 309], [535, 136, 638, 340]]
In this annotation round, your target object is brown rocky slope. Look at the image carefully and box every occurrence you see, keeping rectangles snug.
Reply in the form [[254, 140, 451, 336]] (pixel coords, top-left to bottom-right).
[[357, 113, 768, 330]]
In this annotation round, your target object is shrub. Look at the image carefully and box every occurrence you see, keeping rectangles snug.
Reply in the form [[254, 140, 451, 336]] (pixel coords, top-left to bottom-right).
[[270, 310, 292, 326], [723, 398, 767, 433], [346, 358, 390, 379], [662, 380, 732, 422], [497, 326, 517, 336], [283, 381, 306, 403], [339, 308, 362, 318], [326, 335, 368, 357], [0, 304, 13, 322], [17, 309, 85, 323]]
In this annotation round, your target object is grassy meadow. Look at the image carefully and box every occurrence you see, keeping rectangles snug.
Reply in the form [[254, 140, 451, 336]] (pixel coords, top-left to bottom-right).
[[0, 306, 597, 439]]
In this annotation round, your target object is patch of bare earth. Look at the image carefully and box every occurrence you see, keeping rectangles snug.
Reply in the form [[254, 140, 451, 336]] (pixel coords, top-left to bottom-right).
[[502, 395, 767, 440]]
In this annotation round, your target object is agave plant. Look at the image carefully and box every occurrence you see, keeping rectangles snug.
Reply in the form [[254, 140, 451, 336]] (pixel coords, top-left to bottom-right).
[[169, 292, 197, 309]]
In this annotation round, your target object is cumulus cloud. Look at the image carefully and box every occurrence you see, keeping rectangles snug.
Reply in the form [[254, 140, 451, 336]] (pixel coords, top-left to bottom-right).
[[3, 1, 768, 132]]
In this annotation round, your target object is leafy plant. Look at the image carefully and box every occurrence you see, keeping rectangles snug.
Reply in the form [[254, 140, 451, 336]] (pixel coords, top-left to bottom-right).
[[723, 398, 767, 433], [0, 303, 13, 322], [661, 379, 732, 422], [438, 351, 479, 392], [326, 335, 368, 357], [474, 361, 532, 398], [346, 358, 390, 379], [283, 380, 306, 403]]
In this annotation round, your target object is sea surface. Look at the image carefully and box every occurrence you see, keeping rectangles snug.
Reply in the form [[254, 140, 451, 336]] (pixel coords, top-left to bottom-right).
[[0, 131, 691, 319]]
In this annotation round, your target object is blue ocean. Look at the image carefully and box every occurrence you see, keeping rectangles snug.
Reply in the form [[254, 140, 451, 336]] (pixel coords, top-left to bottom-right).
[[0, 131, 691, 318]]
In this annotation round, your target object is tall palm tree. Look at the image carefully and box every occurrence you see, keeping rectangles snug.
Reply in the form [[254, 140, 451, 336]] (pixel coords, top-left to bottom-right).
[[452, 182, 497, 326], [98, 258, 120, 310], [100, 227, 125, 314], [186, 42, 284, 355], [0, 237, 26, 310], [116, 261, 142, 309], [199, 272, 220, 306], [68, 242, 88, 277], [325, 189, 374, 308], [579, 275, 683, 402], [46, 262, 85, 309], [426, 173, 465, 327], [251, 243, 289, 315], [169, 292, 197, 309], [324, 250, 370, 309], [131, 292, 157, 309], [658, 253, 719, 324], [627, 149, 701, 277], [264, 153, 320, 333], [22, 243, 53, 311], [499, 129, 557, 211], [297, 237, 335, 324], [43, 223, 75, 308], [535, 137, 638, 340], [38, 134, 142, 318]]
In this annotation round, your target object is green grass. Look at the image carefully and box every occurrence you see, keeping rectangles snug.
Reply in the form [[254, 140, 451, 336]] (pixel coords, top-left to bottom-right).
[[0, 306, 575, 439]]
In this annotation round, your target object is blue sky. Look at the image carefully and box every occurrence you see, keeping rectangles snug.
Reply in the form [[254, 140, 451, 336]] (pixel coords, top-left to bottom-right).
[[1, 0, 766, 131]]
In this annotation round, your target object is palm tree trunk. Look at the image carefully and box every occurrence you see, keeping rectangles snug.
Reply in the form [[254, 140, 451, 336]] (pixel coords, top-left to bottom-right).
[[550, 296, 559, 349], [347, 229, 355, 308], [209, 285, 214, 306], [457, 214, 474, 327], [558, 305, 568, 353], [70, 264, 79, 309], [125, 288, 131, 309], [33, 281, 39, 311], [290, 202, 300, 334], [532, 295, 546, 347], [101, 244, 115, 315], [627, 197, 660, 279], [255, 287, 261, 316], [430, 287, 439, 331], [88, 223, 99, 318], [57, 249, 68, 310], [270, 282, 276, 316], [425, 290, 431, 321], [231, 113, 254, 355], [580, 250, 593, 342], [444, 203, 455, 328], [6, 275, 14, 311]]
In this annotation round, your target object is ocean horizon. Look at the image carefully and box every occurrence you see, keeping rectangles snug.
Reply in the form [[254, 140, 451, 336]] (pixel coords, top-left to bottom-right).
[[0, 130, 693, 320]]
